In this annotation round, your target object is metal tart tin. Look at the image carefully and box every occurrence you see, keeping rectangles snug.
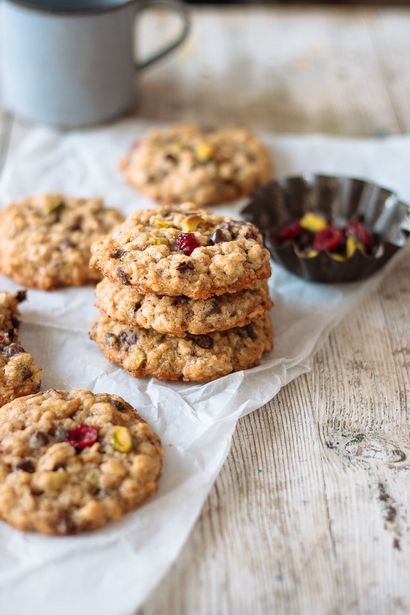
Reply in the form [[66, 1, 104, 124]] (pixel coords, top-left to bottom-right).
[[241, 174, 410, 283]]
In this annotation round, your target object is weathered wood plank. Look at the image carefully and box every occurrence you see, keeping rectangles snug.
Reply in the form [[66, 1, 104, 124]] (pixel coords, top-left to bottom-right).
[[367, 9, 410, 134], [138, 7, 409, 136]]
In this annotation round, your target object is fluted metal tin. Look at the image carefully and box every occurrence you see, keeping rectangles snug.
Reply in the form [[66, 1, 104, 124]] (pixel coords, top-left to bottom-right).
[[241, 174, 410, 283]]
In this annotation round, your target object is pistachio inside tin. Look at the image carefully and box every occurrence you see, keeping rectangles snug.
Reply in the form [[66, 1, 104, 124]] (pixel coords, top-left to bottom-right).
[[241, 174, 410, 283]]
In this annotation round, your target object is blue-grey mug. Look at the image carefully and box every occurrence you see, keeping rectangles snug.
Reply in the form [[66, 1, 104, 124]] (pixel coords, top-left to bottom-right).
[[1, 0, 190, 127]]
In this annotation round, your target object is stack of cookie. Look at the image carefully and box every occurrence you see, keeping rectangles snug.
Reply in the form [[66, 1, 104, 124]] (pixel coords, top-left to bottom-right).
[[89, 203, 273, 383]]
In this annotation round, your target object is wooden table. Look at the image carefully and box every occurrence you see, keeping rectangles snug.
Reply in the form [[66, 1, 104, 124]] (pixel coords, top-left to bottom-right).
[[1, 6, 410, 615]]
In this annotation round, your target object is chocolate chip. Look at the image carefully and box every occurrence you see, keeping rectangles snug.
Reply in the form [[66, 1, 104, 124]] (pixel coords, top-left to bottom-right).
[[50, 202, 65, 222], [60, 238, 77, 250], [189, 334, 213, 349], [110, 399, 127, 413], [29, 430, 49, 448], [11, 316, 19, 328], [3, 343, 25, 358], [133, 301, 142, 313], [210, 228, 225, 244], [16, 290, 27, 303], [244, 227, 259, 240], [21, 366, 33, 381], [104, 332, 118, 347], [56, 514, 77, 535], [110, 249, 126, 259], [205, 299, 222, 317], [176, 261, 194, 273], [53, 425, 67, 442], [16, 459, 35, 473], [69, 222, 82, 232], [117, 267, 130, 285], [165, 153, 178, 164], [173, 296, 188, 306], [245, 323, 257, 340], [118, 331, 138, 346]]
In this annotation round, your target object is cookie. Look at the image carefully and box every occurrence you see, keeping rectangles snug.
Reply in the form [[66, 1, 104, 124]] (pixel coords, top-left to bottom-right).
[[120, 124, 272, 206], [0, 194, 124, 290], [90, 203, 271, 299], [0, 389, 163, 535], [96, 277, 273, 337], [0, 290, 41, 406], [90, 313, 273, 382]]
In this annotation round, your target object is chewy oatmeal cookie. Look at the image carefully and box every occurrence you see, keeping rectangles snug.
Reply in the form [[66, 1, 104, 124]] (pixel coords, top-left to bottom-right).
[[0, 194, 124, 290], [0, 389, 163, 535], [0, 290, 41, 406], [90, 313, 273, 382], [96, 277, 273, 337], [90, 203, 271, 299], [120, 124, 272, 206]]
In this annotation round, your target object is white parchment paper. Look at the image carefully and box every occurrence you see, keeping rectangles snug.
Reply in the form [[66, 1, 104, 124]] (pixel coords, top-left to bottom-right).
[[0, 122, 409, 615]]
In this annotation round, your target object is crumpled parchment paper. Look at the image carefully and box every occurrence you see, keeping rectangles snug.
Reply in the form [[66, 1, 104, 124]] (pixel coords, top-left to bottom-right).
[[0, 122, 409, 615]]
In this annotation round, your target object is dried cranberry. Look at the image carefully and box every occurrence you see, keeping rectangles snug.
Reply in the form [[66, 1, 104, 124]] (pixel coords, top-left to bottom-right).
[[67, 424, 98, 449], [276, 221, 303, 243], [176, 233, 200, 256], [346, 222, 374, 250], [313, 227, 343, 251]]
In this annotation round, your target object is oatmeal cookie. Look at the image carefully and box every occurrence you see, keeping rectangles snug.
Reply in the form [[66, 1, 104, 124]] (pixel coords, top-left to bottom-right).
[[90, 203, 271, 299], [0, 290, 41, 406], [90, 313, 273, 382], [96, 277, 273, 337], [120, 125, 272, 206], [0, 389, 163, 535], [0, 194, 124, 290]]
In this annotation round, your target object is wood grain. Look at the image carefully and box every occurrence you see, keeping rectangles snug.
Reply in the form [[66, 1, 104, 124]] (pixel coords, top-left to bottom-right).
[[137, 7, 410, 136]]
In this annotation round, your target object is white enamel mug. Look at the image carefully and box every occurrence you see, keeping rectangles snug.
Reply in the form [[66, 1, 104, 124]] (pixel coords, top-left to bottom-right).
[[1, 0, 190, 127]]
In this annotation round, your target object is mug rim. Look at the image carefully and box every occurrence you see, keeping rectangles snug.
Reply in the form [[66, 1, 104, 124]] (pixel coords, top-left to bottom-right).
[[4, 0, 137, 16]]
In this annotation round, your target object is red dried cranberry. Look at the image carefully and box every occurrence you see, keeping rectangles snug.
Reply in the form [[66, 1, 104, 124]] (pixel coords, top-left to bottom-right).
[[346, 222, 374, 250], [313, 227, 343, 251], [276, 221, 303, 243], [67, 424, 98, 450], [176, 233, 200, 256]]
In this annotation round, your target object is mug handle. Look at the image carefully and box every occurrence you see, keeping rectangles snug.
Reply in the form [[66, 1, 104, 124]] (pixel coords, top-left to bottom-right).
[[135, 0, 190, 71]]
